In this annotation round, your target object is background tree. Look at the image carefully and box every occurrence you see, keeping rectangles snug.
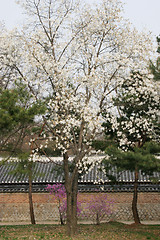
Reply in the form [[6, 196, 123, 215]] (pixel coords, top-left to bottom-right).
[[11, 153, 36, 224], [0, 0, 154, 236], [0, 82, 45, 224], [150, 36, 160, 81], [0, 82, 45, 157], [150, 36, 160, 133], [103, 72, 160, 224]]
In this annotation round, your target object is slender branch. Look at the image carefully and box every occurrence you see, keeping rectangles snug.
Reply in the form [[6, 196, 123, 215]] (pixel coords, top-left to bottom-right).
[[71, 129, 78, 153], [58, 23, 88, 62], [31, 52, 55, 91], [78, 120, 85, 150], [14, 65, 38, 101], [34, 0, 52, 45], [99, 64, 122, 110]]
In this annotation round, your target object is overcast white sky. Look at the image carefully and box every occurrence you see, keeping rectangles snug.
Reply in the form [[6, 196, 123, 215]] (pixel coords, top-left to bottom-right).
[[0, 0, 159, 40]]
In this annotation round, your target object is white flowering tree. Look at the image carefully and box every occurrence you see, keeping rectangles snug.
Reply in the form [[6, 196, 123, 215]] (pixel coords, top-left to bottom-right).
[[0, 0, 155, 235], [104, 71, 160, 224]]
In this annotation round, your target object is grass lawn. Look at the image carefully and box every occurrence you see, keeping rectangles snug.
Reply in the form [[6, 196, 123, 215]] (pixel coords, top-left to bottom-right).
[[0, 222, 160, 240]]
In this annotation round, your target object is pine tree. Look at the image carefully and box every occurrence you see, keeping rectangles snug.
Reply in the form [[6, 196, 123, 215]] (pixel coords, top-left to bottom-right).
[[150, 36, 160, 81], [11, 153, 36, 224], [104, 142, 160, 224], [150, 36, 160, 134], [0, 82, 45, 224], [0, 82, 45, 156], [103, 72, 160, 224]]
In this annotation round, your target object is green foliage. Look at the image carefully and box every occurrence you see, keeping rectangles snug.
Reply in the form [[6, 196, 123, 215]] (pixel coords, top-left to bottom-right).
[[150, 59, 160, 81], [0, 88, 21, 133], [8, 152, 44, 183], [150, 36, 160, 81], [9, 152, 32, 177], [114, 71, 159, 119], [113, 72, 159, 151], [2, 143, 24, 156], [38, 147, 62, 157], [104, 141, 160, 176], [102, 113, 117, 140], [103, 71, 160, 180], [0, 82, 46, 154], [0, 83, 45, 135], [92, 140, 113, 151]]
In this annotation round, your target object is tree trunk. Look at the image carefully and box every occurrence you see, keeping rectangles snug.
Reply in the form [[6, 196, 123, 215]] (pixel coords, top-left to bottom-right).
[[66, 171, 78, 236], [59, 212, 64, 225], [64, 153, 78, 236], [96, 213, 100, 225], [132, 167, 141, 224], [72, 171, 78, 232], [28, 164, 36, 224]]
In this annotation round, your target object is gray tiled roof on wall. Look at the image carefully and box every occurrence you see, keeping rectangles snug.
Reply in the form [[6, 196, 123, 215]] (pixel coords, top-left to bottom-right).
[[0, 161, 159, 193]]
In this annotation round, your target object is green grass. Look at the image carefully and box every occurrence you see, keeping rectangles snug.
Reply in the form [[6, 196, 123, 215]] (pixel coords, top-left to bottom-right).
[[0, 222, 160, 240]]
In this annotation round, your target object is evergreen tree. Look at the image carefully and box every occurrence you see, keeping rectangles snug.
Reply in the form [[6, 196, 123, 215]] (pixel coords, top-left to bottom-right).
[[150, 58, 160, 81], [0, 82, 45, 224], [103, 72, 160, 224], [11, 153, 36, 224], [0, 82, 45, 156], [150, 36, 160, 131]]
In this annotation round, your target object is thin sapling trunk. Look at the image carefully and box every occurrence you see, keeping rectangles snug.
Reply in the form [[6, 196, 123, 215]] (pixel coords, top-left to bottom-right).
[[132, 166, 141, 224], [28, 163, 36, 224]]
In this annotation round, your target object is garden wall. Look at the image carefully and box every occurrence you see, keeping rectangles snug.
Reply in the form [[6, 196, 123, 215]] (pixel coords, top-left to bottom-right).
[[0, 192, 159, 223]]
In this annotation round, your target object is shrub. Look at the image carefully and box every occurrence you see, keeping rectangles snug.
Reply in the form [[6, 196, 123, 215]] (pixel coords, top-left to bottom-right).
[[85, 193, 114, 224], [46, 184, 82, 224]]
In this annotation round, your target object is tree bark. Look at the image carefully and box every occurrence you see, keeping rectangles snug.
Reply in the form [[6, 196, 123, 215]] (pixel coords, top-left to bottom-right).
[[132, 167, 141, 224], [58, 200, 64, 225], [28, 163, 36, 224], [64, 153, 78, 236], [71, 169, 78, 233], [59, 212, 64, 225], [96, 213, 100, 225], [66, 177, 78, 236]]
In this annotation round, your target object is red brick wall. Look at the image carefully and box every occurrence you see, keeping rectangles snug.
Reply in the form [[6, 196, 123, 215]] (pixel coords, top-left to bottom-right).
[[0, 192, 159, 204], [0, 192, 159, 222], [79, 192, 160, 204]]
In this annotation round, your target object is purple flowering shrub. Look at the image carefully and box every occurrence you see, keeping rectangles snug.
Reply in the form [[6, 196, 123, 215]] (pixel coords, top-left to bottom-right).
[[46, 184, 82, 224], [85, 193, 114, 224], [46, 184, 66, 224], [46, 184, 114, 225]]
